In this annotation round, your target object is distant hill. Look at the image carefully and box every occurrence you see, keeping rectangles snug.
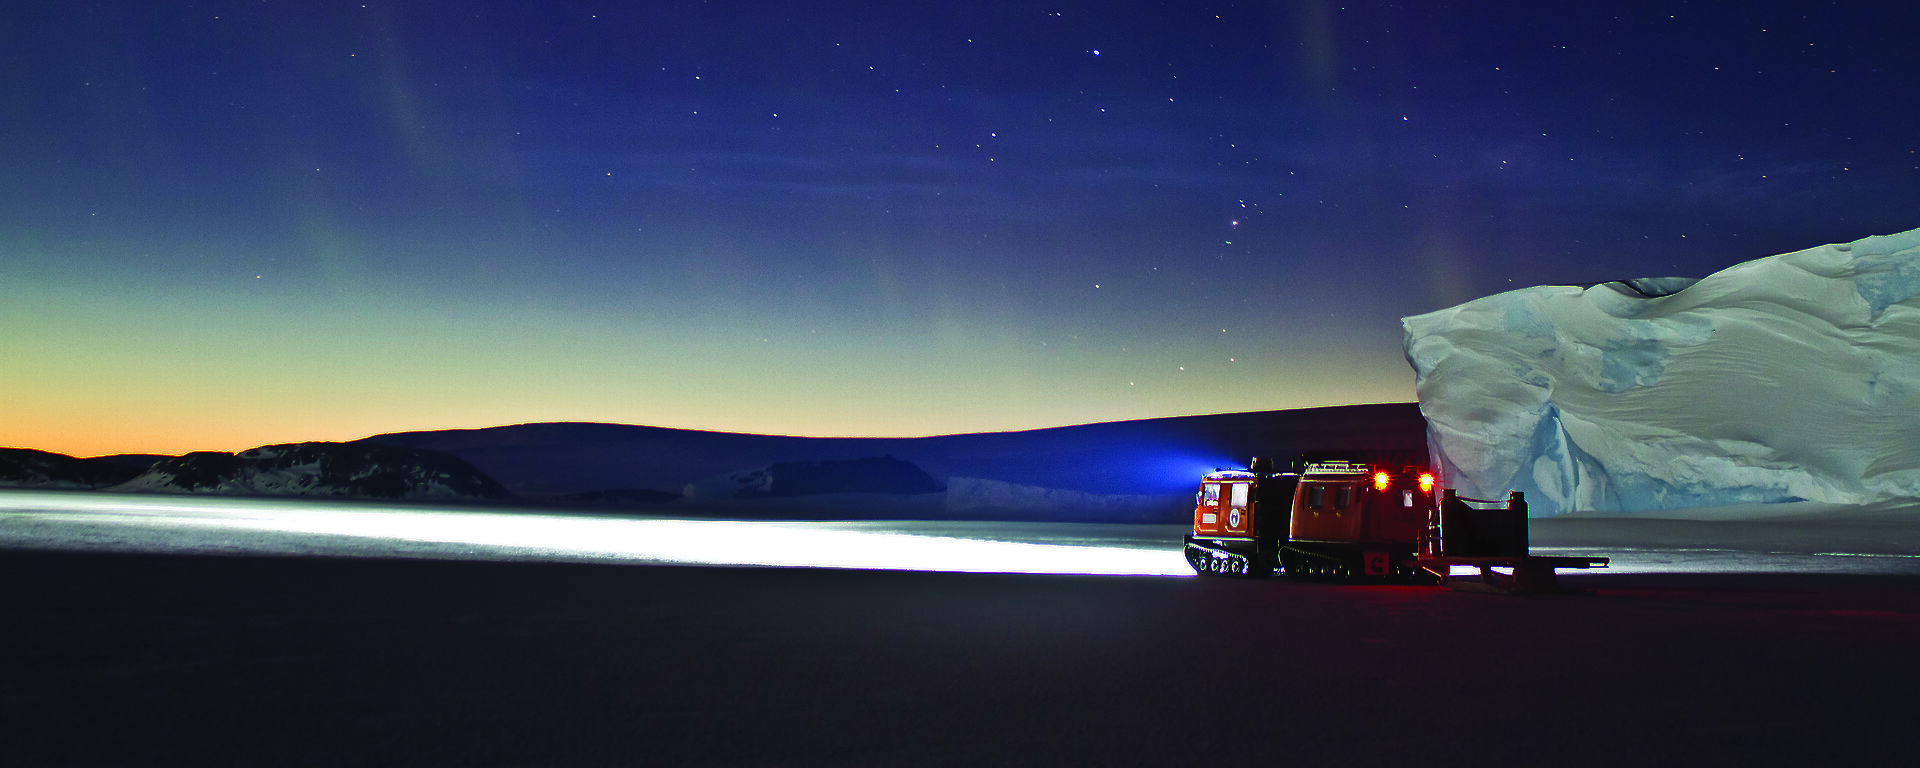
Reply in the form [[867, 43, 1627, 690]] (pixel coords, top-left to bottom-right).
[[0, 448, 145, 490], [3, 405, 1428, 522], [361, 403, 1428, 499], [113, 443, 511, 501]]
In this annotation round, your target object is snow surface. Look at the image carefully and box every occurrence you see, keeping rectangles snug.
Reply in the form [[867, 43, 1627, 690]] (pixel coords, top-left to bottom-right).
[[3, 489, 1916, 576], [1404, 227, 1920, 516], [0, 490, 1190, 576]]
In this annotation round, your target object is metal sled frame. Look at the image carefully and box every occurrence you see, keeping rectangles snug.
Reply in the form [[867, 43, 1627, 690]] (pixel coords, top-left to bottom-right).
[[1415, 555, 1610, 595]]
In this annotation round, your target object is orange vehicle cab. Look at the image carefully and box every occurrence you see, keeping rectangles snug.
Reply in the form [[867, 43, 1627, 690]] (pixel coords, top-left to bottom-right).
[[1184, 457, 1296, 577]]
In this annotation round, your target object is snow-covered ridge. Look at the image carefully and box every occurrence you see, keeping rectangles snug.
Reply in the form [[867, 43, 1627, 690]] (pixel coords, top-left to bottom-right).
[[113, 442, 512, 501], [1403, 226, 1920, 516]]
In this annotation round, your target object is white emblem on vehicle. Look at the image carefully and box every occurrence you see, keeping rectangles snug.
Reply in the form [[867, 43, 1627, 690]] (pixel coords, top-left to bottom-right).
[[1228, 510, 1242, 528]]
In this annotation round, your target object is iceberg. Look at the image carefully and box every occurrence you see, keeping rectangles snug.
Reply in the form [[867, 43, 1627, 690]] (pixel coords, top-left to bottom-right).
[[1403, 227, 1920, 516]]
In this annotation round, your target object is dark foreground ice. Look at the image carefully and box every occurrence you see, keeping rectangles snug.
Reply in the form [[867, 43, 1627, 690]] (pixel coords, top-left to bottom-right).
[[4, 489, 1919, 765]]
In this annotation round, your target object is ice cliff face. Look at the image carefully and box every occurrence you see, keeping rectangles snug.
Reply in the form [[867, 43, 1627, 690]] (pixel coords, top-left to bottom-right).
[[1403, 227, 1920, 516], [682, 455, 941, 500], [114, 443, 512, 501], [943, 477, 1182, 522]]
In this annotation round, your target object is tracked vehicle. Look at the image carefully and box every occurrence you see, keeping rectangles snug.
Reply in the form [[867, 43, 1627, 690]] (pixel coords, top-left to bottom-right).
[[1184, 456, 1437, 581], [1186, 454, 1611, 592]]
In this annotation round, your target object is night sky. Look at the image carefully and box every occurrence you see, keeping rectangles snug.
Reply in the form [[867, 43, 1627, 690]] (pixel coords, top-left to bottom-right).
[[5, 1, 1917, 457]]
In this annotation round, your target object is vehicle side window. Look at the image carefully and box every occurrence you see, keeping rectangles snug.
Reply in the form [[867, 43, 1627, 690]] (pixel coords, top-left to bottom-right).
[[1307, 484, 1325, 508], [1337, 485, 1356, 508], [1201, 483, 1220, 506], [1229, 483, 1249, 509]]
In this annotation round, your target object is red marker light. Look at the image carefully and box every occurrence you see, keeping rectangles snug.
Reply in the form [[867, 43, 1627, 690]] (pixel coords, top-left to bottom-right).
[[1418, 473, 1436, 493], [1372, 472, 1391, 491]]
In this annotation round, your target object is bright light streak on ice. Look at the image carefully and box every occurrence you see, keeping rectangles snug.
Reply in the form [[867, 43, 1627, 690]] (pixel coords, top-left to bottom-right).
[[0, 492, 1192, 577]]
